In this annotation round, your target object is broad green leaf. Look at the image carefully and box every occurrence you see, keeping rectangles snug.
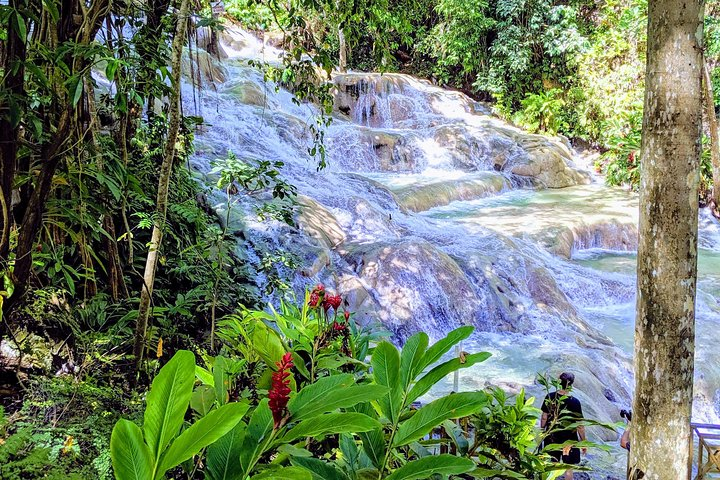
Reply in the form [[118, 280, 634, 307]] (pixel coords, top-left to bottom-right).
[[288, 374, 389, 420], [190, 385, 216, 416], [106, 59, 119, 81], [385, 455, 475, 480], [239, 400, 274, 475], [350, 403, 385, 469], [371, 341, 402, 423], [195, 365, 214, 386], [206, 422, 247, 480], [417, 326, 474, 373], [291, 457, 350, 480], [291, 352, 311, 380], [468, 467, 529, 479], [252, 321, 285, 369], [339, 433, 360, 474], [316, 354, 349, 371], [355, 469, 381, 480], [400, 332, 428, 388], [393, 392, 487, 447], [406, 352, 491, 405], [156, 402, 249, 478], [12, 12, 26, 40], [214, 356, 228, 406], [253, 466, 312, 479], [277, 444, 313, 458], [72, 77, 84, 107], [281, 413, 381, 443], [24, 63, 49, 88], [110, 419, 154, 480], [43, 0, 60, 22], [442, 419, 469, 455], [144, 350, 195, 463]]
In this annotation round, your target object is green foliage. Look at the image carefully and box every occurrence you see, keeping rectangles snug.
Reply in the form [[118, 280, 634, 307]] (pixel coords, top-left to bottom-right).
[[0, 374, 133, 480], [420, 0, 589, 110], [513, 89, 567, 136], [225, 0, 276, 30], [110, 350, 249, 480], [0, 428, 86, 480]]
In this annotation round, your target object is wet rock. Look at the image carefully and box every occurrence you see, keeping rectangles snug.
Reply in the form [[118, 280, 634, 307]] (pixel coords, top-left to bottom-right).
[[393, 173, 510, 212], [0, 333, 55, 373], [181, 48, 228, 84], [604, 388, 617, 403], [547, 222, 638, 259], [343, 240, 488, 339], [224, 80, 269, 107], [296, 196, 346, 250], [508, 135, 591, 188], [432, 124, 526, 172], [219, 29, 248, 51], [333, 73, 422, 127]]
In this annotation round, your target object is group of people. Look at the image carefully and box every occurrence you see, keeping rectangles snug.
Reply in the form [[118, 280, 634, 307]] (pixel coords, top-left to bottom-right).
[[540, 372, 631, 480]]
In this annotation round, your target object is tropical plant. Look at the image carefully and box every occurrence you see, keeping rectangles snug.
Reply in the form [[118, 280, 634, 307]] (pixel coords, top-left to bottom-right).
[[217, 285, 386, 389], [513, 89, 568, 135], [110, 351, 250, 479], [278, 326, 492, 479], [470, 388, 567, 479]]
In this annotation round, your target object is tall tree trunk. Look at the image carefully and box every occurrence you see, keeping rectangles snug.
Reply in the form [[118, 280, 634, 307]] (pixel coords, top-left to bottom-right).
[[0, 0, 28, 260], [133, 0, 191, 370], [630, 0, 703, 477], [703, 62, 720, 213], [3, 0, 110, 312]]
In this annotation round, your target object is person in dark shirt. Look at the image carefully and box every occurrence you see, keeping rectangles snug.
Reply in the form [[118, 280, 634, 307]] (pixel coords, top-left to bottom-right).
[[540, 372, 587, 480]]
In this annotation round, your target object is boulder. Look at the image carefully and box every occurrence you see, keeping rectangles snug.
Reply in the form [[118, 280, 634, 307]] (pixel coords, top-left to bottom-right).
[[393, 173, 510, 212], [343, 240, 486, 340], [296, 196, 346, 250], [181, 48, 228, 84], [224, 80, 269, 107]]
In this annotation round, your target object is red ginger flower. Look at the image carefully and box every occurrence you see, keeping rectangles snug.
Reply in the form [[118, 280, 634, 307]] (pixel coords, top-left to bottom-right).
[[323, 294, 342, 312], [309, 292, 320, 307], [268, 352, 293, 429], [344, 310, 350, 321], [308, 284, 325, 307]]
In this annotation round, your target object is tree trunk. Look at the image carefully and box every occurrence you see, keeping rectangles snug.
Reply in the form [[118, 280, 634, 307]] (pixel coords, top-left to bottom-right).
[[630, 0, 704, 477], [3, 0, 109, 312], [338, 27, 347, 73], [703, 62, 720, 212], [0, 0, 28, 260], [133, 0, 191, 370]]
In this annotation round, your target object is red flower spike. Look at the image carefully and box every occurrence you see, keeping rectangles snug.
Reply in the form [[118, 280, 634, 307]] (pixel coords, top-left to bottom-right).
[[268, 352, 294, 429], [309, 292, 320, 307], [323, 294, 342, 312], [344, 310, 350, 321]]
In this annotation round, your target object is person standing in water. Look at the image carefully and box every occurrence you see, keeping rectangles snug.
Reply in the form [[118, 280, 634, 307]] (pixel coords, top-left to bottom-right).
[[540, 372, 587, 480]]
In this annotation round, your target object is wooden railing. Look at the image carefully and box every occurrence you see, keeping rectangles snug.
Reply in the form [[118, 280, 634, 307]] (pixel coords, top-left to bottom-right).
[[691, 423, 720, 479]]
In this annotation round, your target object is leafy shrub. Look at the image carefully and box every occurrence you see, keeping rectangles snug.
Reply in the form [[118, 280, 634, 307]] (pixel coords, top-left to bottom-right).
[[110, 351, 250, 479], [513, 89, 567, 135]]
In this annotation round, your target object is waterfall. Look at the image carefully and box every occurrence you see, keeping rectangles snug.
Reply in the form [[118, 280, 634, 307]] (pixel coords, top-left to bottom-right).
[[185, 26, 720, 473]]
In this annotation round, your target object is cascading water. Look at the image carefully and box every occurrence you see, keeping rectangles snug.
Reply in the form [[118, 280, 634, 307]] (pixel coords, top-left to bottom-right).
[[178, 26, 720, 477]]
